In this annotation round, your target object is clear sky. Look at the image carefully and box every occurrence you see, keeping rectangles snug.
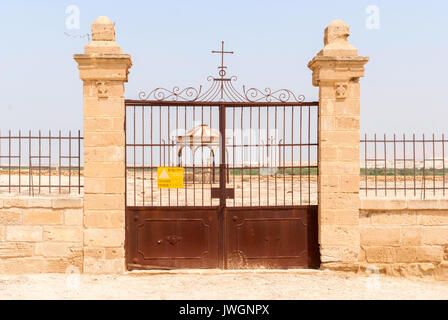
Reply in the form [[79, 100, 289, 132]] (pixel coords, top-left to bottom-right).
[[0, 1, 447, 136]]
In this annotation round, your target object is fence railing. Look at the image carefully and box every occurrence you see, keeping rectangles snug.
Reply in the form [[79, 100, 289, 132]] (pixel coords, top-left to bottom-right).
[[0, 130, 83, 196], [360, 134, 447, 199], [0, 129, 446, 200]]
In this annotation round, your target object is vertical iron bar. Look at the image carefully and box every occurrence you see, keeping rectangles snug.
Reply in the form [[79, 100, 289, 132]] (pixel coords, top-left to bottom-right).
[[374, 134, 377, 197], [39, 130, 42, 194], [250, 106, 253, 206], [151, 105, 153, 206], [219, 104, 227, 207], [58, 131, 61, 194], [365, 134, 367, 196], [184, 105, 187, 206], [232, 106, 235, 207], [30, 130, 33, 196], [291, 106, 294, 205], [274, 106, 278, 206], [69, 130, 72, 194], [433, 133, 436, 196], [393, 134, 396, 197], [49, 130, 52, 194], [423, 134, 426, 199], [258, 106, 261, 206], [384, 134, 387, 197], [443, 133, 446, 197], [308, 106, 311, 205], [299, 106, 302, 205], [403, 133, 406, 197], [133, 106, 136, 206], [159, 106, 162, 206], [283, 106, 286, 206], [167, 106, 170, 206], [193, 105, 196, 206], [413, 134, 416, 197], [78, 130, 81, 194], [8, 130, 11, 194], [142, 105, 145, 206], [19, 131, 22, 194], [266, 106, 269, 206], [241, 106, 244, 207], [176, 105, 179, 206]]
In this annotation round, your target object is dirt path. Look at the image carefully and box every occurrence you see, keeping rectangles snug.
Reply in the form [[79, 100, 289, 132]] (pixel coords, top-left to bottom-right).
[[0, 270, 447, 300]]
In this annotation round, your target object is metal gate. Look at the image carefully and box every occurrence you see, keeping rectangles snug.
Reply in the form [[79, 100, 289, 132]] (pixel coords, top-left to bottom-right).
[[125, 43, 319, 270]]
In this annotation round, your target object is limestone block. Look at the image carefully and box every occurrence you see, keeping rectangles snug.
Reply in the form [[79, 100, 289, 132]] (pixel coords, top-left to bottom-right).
[[370, 211, 416, 226], [320, 246, 359, 263], [395, 247, 417, 263], [84, 118, 124, 132], [27, 198, 53, 208], [6, 226, 42, 242], [320, 225, 360, 246], [401, 227, 423, 246], [3, 199, 28, 209], [386, 263, 435, 278], [0, 211, 22, 225], [365, 246, 396, 263], [83, 258, 125, 274], [64, 209, 83, 226], [23, 210, 63, 225], [321, 209, 359, 226], [360, 226, 401, 246], [105, 247, 125, 260], [84, 162, 125, 179], [422, 227, 448, 245], [83, 194, 125, 211], [0, 242, 34, 258], [84, 132, 125, 148], [84, 247, 106, 260], [52, 198, 83, 209], [84, 210, 125, 229], [84, 146, 125, 163], [35, 242, 82, 258], [43, 226, 83, 242], [84, 229, 124, 247], [417, 211, 448, 226], [416, 246, 444, 263], [435, 262, 448, 281], [83, 99, 126, 117], [84, 178, 124, 194]]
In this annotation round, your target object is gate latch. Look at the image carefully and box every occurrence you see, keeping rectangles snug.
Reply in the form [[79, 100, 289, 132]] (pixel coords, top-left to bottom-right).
[[211, 188, 235, 199]]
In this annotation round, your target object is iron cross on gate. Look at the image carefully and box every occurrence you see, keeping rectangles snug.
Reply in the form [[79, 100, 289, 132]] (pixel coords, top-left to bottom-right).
[[212, 41, 234, 78], [212, 41, 234, 100]]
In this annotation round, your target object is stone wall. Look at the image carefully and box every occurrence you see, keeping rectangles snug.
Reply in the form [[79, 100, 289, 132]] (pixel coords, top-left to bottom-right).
[[0, 197, 83, 274], [360, 199, 448, 280]]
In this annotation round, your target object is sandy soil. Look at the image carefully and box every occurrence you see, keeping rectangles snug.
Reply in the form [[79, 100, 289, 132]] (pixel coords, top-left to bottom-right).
[[0, 270, 448, 300]]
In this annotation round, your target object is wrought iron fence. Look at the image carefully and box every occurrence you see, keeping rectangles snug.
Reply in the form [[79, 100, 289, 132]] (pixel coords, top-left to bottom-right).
[[360, 134, 447, 199], [0, 130, 83, 196]]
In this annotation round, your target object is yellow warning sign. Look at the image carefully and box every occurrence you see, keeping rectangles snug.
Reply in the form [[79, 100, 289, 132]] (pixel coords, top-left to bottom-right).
[[157, 167, 184, 189]]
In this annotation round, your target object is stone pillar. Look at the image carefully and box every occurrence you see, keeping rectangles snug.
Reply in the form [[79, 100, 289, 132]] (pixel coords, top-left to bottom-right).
[[308, 20, 369, 270], [74, 17, 132, 273]]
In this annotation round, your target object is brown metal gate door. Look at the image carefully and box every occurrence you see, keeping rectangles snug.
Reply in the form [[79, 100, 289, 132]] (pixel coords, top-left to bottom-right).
[[125, 42, 319, 270]]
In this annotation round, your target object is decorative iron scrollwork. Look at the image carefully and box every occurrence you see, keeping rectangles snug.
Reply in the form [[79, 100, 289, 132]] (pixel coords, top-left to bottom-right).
[[137, 42, 306, 103], [243, 87, 306, 103], [138, 86, 202, 102]]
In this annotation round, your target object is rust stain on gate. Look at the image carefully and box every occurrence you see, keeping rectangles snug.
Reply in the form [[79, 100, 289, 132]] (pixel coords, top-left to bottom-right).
[[125, 42, 320, 270]]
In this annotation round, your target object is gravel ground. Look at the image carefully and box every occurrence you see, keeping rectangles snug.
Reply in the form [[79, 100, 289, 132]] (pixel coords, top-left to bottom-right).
[[0, 270, 448, 300]]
